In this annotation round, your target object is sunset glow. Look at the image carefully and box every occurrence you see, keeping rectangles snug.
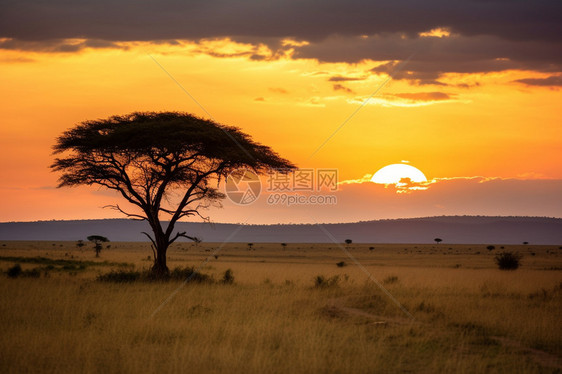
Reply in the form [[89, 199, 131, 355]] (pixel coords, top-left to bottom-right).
[[0, 2, 561, 223]]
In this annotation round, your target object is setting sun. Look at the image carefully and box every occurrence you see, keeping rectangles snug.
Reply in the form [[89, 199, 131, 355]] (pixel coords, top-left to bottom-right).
[[371, 163, 428, 185]]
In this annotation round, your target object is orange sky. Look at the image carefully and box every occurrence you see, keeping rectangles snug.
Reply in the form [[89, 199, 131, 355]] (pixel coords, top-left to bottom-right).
[[1, 29, 561, 223]]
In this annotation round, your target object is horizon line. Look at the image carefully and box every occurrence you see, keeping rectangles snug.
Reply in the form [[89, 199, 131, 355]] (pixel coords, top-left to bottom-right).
[[2, 214, 561, 226]]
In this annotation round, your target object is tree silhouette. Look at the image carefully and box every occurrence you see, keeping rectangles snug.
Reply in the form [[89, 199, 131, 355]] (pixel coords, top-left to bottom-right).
[[345, 239, 352, 246], [87, 235, 109, 257], [434, 238, 442, 244], [52, 112, 295, 276]]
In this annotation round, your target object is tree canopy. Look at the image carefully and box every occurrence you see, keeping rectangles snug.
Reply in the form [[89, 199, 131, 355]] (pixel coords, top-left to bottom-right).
[[87, 235, 110, 243], [52, 111, 296, 275], [87, 235, 109, 257]]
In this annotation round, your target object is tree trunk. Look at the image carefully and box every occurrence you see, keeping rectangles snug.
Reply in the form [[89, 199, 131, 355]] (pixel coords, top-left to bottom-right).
[[145, 214, 171, 278], [151, 237, 170, 278]]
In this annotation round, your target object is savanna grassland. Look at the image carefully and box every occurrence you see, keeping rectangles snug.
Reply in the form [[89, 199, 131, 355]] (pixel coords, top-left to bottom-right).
[[0, 241, 561, 373]]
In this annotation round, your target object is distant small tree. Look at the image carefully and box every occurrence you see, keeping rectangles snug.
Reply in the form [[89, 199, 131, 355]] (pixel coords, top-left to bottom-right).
[[434, 238, 443, 244], [281, 243, 287, 250], [247, 243, 254, 251], [87, 235, 110, 257], [486, 245, 495, 251], [523, 241, 529, 245], [76, 240, 85, 249], [495, 252, 522, 270], [345, 239, 352, 246]]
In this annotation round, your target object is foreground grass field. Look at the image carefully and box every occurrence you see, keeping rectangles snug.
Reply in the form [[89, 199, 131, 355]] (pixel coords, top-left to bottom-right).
[[0, 241, 561, 373]]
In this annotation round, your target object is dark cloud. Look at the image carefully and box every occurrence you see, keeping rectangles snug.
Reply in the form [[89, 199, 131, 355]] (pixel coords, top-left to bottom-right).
[[456, 82, 480, 89], [1, 1, 560, 43], [303, 33, 562, 84], [1, 1, 561, 80], [371, 60, 446, 85], [328, 76, 366, 82], [332, 84, 354, 94], [0, 38, 126, 53], [514, 75, 562, 87], [392, 92, 451, 101]]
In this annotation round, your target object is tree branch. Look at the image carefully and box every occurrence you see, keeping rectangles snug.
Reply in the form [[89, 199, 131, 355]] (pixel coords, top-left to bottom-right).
[[141, 231, 158, 259], [169, 231, 199, 245], [103, 204, 146, 221], [164, 164, 227, 239]]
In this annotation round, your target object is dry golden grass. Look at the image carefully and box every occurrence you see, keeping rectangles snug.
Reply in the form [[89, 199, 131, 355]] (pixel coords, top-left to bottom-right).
[[0, 241, 561, 373]]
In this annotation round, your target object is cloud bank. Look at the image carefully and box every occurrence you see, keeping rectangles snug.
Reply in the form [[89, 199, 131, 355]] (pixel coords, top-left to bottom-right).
[[207, 177, 562, 223], [1, 1, 561, 85]]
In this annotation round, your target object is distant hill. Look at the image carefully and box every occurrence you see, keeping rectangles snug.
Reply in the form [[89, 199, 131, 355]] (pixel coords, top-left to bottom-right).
[[1, 216, 561, 244]]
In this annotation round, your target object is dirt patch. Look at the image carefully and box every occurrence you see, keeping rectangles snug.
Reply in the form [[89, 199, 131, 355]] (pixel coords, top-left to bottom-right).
[[327, 297, 414, 325]]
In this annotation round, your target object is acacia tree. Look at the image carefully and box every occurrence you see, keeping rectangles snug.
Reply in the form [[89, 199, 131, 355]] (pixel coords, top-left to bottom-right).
[[87, 235, 110, 257], [52, 112, 295, 276]]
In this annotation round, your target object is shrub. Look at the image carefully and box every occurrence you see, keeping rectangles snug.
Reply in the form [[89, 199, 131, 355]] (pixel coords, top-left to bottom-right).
[[494, 252, 522, 270], [7, 265, 42, 278], [7, 264, 22, 278], [222, 269, 234, 284], [97, 270, 140, 282], [169, 266, 212, 283], [383, 275, 399, 284], [486, 245, 495, 251], [22, 268, 41, 278], [314, 275, 340, 288], [62, 264, 86, 271], [336, 261, 346, 267]]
